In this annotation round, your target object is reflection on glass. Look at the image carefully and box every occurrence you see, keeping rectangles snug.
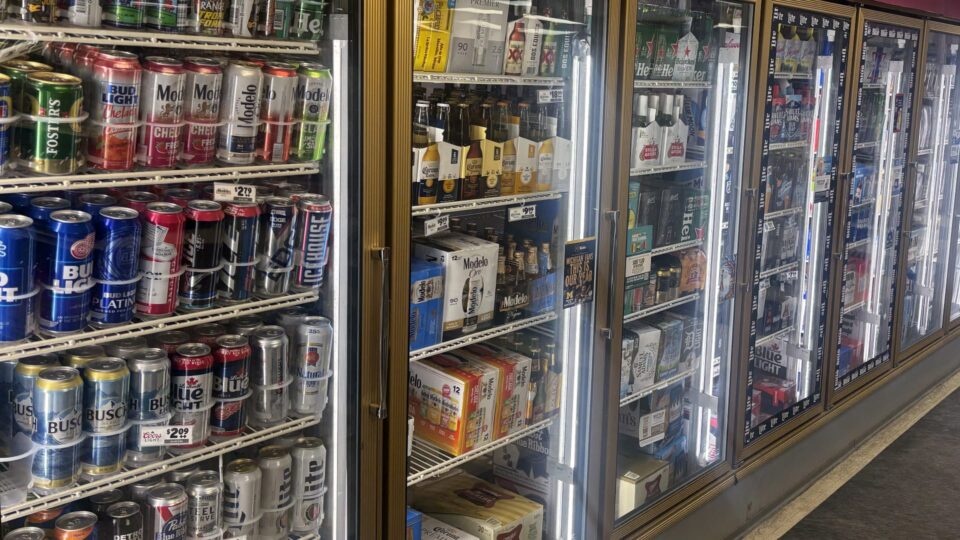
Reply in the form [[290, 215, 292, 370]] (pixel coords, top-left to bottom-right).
[[616, 0, 751, 520], [744, 7, 849, 443], [836, 22, 918, 386]]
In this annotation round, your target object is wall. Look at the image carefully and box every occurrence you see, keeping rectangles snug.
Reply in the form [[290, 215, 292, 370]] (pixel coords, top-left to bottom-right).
[[867, 0, 960, 19]]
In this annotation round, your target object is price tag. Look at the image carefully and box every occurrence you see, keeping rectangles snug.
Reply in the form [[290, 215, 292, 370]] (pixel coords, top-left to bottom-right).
[[785, 270, 799, 280], [814, 174, 830, 193], [424, 215, 449, 236], [537, 88, 564, 104], [508, 205, 537, 222], [214, 183, 257, 203], [763, 220, 777, 232], [625, 253, 651, 278], [138, 425, 194, 447]]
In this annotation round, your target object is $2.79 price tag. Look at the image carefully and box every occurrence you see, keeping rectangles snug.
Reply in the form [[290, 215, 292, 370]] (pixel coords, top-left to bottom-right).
[[213, 182, 257, 203], [138, 425, 193, 447]]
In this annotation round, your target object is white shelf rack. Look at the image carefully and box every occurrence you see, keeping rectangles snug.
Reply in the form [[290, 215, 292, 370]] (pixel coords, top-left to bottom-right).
[[846, 237, 871, 250], [650, 239, 703, 256], [409, 313, 557, 362], [630, 161, 706, 177], [772, 71, 813, 80], [768, 140, 808, 151], [0, 414, 320, 522], [842, 299, 866, 315], [414, 72, 565, 86], [851, 198, 876, 209], [854, 140, 879, 150], [759, 260, 799, 280], [619, 366, 700, 407], [0, 292, 317, 363], [624, 293, 700, 324], [407, 419, 553, 486], [0, 162, 319, 194], [633, 79, 712, 89], [411, 190, 565, 217], [755, 324, 796, 347], [764, 206, 804, 220], [0, 23, 319, 54]]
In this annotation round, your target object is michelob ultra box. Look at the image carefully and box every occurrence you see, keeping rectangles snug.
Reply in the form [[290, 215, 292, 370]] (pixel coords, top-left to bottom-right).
[[414, 0, 453, 72], [414, 233, 498, 339], [422, 515, 480, 540], [448, 0, 508, 75], [410, 258, 444, 352], [464, 344, 532, 439], [411, 471, 544, 540]]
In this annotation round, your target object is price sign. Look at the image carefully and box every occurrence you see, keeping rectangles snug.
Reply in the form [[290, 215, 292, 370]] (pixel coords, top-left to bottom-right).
[[763, 220, 777, 232], [213, 182, 257, 203], [537, 88, 564, 104], [625, 253, 651, 278], [508, 205, 537, 222], [138, 425, 194, 447], [424, 215, 449, 236]]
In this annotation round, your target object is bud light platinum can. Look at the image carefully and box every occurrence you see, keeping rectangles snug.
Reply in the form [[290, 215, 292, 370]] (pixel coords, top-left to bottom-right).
[[255, 197, 297, 296], [90, 207, 141, 328], [217, 61, 262, 164], [144, 483, 188, 540], [292, 194, 331, 291], [37, 210, 96, 336], [0, 214, 37, 343], [223, 458, 261, 532]]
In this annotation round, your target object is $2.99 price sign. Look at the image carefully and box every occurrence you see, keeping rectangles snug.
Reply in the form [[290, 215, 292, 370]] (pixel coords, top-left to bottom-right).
[[138, 425, 194, 447]]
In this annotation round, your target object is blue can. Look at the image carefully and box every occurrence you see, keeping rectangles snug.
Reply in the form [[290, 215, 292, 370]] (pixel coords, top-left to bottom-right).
[[0, 193, 35, 213], [28, 197, 71, 226], [0, 74, 10, 175], [32, 443, 82, 492], [0, 214, 37, 343], [0, 201, 11, 213], [31, 366, 83, 445], [81, 357, 129, 434], [222, 202, 260, 264], [37, 210, 95, 336], [210, 398, 245, 437], [12, 354, 59, 438], [78, 193, 118, 217], [90, 207, 141, 328], [0, 359, 14, 441], [218, 262, 256, 303], [82, 431, 126, 477]]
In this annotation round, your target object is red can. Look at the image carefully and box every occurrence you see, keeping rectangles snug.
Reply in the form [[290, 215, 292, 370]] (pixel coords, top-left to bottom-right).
[[72, 43, 100, 82], [181, 57, 223, 166], [138, 57, 186, 169], [149, 329, 192, 354], [136, 201, 186, 318], [256, 62, 297, 163], [163, 188, 197, 208], [88, 50, 142, 171], [45, 42, 77, 69], [121, 191, 159, 214]]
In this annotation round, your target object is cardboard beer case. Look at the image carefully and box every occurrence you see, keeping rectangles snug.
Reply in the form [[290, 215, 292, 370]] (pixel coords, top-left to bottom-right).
[[410, 258, 445, 352], [448, 0, 508, 75], [414, 0, 454, 72], [616, 452, 670, 518]]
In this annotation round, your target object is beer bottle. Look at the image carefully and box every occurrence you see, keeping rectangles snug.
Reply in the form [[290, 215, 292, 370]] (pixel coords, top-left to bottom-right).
[[544, 342, 561, 417], [539, 4, 557, 76], [525, 245, 540, 279], [461, 126, 484, 200], [538, 242, 553, 276], [435, 102, 450, 132], [536, 101, 554, 191], [413, 100, 431, 149], [418, 142, 440, 205], [518, 101, 534, 140], [502, 137, 517, 195], [527, 344, 542, 422], [555, 98, 568, 139], [506, 20, 526, 76], [494, 254, 511, 324], [479, 102, 493, 133], [454, 103, 472, 147]]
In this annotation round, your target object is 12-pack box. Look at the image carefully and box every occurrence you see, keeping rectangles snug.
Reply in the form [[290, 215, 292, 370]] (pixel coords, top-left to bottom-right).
[[616, 452, 670, 518], [620, 322, 661, 398], [410, 258, 445, 352], [448, 0, 508, 74], [647, 315, 683, 381], [462, 344, 532, 439], [422, 515, 481, 540]]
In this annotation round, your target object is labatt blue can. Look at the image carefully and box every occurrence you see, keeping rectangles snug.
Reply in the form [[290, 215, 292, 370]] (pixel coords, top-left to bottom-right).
[[37, 210, 96, 336], [12, 354, 59, 438], [81, 357, 129, 477], [0, 73, 12, 176], [292, 194, 331, 291], [0, 214, 36, 343], [32, 366, 84, 491], [90, 207, 141, 328], [78, 193, 118, 217]]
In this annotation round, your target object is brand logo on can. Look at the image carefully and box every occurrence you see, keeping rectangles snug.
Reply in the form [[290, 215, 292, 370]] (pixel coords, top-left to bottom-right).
[[71, 232, 95, 259]]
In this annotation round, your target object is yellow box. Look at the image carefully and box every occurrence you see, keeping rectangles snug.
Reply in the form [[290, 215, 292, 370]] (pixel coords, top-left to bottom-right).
[[414, 0, 453, 72]]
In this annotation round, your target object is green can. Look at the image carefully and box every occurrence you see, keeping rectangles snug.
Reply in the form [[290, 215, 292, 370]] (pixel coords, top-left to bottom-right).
[[291, 0, 326, 41], [272, 0, 294, 38], [292, 62, 331, 161], [20, 72, 84, 175], [0, 59, 53, 110]]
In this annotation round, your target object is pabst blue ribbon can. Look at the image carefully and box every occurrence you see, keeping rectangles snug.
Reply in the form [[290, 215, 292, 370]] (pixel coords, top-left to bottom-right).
[[136, 202, 185, 318], [143, 483, 188, 540], [138, 57, 185, 169], [256, 62, 297, 163], [217, 61, 262, 164], [90, 207, 141, 328], [87, 51, 142, 171], [180, 57, 222, 166]]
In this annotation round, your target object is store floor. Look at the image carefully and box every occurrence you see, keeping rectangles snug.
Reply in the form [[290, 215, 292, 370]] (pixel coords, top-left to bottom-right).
[[778, 387, 960, 539]]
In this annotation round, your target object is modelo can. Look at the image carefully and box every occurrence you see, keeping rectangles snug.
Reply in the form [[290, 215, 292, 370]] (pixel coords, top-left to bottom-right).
[[257, 445, 292, 539], [20, 72, 84, 175], [223, 458, 261, 533], [138, 57, 185, 169], [189, 0, 225, 34], [121, 191, 159, 215], [13, 355, 60, 437], [0, 215, 37, 344], [37, 210, 95, 336], [102, 501, 143, 540], [290, 436, 325, 532], [178, 200, 223, 310], [290, 316, 332, 416], [102, 0, 144, 28], [53, 511, 98, 540], [136, 202, 185, 318], [0, 73, 12, 176], [78, 194, 118, 217], [292, 63, 331, 161], [90, 207, 141, 328], [292, 194, 331, 291], [144, 483, 187, 540], [88, 51, 142, 171], [149, 330, 191, 353], [256, 62, 296, 163], [225, 0, 258, 37], [217, 61, 262, 164], [184, 470, 221, 536], [180, 58, 222, 166], [145, 0, 189, 31], [255, 197, 295, 296], [31, 366, 83, 492]]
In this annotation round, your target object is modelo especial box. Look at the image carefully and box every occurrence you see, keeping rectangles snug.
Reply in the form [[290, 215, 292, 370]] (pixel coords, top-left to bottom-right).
[[410, 257, 445, 352]]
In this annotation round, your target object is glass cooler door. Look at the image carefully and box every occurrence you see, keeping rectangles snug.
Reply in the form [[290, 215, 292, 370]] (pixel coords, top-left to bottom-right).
[[616, 0, 753, 519], [744, 5, 850, 442], [835, 18, 918, 386]]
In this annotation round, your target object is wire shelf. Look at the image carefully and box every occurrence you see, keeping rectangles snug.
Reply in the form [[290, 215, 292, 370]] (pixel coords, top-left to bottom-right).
[[755, 324, 796, 347], [759, 260, 799, 280], [619, 366, 700, 407], [650, 239, 703, 256], [764, 206, 804, 220], [412, 190, 565, 217], [633, 79, 712, 89], [629, 161, 706, 177], [413, 72, 565, 86], [409, 313, 557, 362], [624, 293, 701, 324]]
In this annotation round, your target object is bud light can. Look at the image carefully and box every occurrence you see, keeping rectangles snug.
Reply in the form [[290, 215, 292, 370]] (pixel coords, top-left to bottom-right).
[[217, 61, 262, 164], [181, 57, 222, 166], [87, 51, 142, 171], [37, 210, 96, 336], [90, 207, 141, 328], [0, 214, 37, 343], [138, 57, 185, 169], [28, 197, 71, 226], [292, 194, 331, 291], [32, 366, 84, 492], [13, 355, 60, 438], [179, 200, 223, 310], [144, 484, 187, 540], [77, 193, 118, 217], [136, 202, 185, 318], [255, 197, 296, 296]]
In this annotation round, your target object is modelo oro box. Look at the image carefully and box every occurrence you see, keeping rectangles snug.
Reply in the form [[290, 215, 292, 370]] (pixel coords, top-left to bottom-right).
[[411, 470, 544, 540], [448, 0, 508, 75], [410, 258, 445, 352], [409, 353, 499, 456], [464, 344, 532, 439], [414, 233, 499, 340]]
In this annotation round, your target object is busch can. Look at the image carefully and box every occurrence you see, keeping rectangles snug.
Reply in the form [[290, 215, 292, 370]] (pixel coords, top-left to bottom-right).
[[217, 61, 262, 164], [32, 367, 83, 491], [149, 330, 191, 353], [189, 0, 225, 34], [121, 191, 159, 215], [256, 62, 297, 163], [53, 511, 98, 539], [136, 202, 185, 318], [145, 0, 188, 31], [88, 51, 142, 171], [163, 188, 196, 208], [138, 57, 185, 169], [292, 0, 325, 40], [102, 0, 143, 27], [19, 72, 83, 175], [78, 194, 118, 217], [90, 207, 141, 328], [103, 501, 142, 540], [223, 458, 261, 532], [81, 358, 129, 433], [290, 316, 332, 416], [105, 336, 149, 359], [255, 197, 297, 296], [290, 436, 325, 532], [229, 313, 262, 336], [144, 484, 187, 540], [180, 58, 222, 166], [171, 343, 213, 412], [28, 197, 71, 225], [292, 63, 332, 161], [0, 74, 11, 175], [185, 471, 222, 536], [0, 215, 37, 343], [81, 431, 126, 478], [225, 0, 257, 37], [37, 210, 95, 336], [128, 348, 170, 421], [257, 445, 292, 538], [292, 194, 331, 291], [178, 200, 223, 310], [61, 346, 104, 370], [191, 322, 226, 346], [13, 355, 60, 437], [213, 334, 250, 398], [86, 488, 124, 515]]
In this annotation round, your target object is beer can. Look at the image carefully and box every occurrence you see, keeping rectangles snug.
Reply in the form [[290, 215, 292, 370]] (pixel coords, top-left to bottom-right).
[[291, 0, 325, 40], [19, 72, 84, 175], [127, 348, 170, 420], [169, 406, 210, 452], [4, 529, 47, 540], [149, 330, 191, 354], [292, 63, 332, 161], [275, 182, 306, 200], [225, 0, 257, 37], [180, 58, 222, 166], [136, 202, 185, 318], [90, 207, 141, 328], [218, 261, 256, 303], [80, 431, 125, 478], [292, 194, 332, 291], [121, 191, 159, 215], [61, 346, 103, 370], [85, 489, 124, 516], [256, 62, 297, 163], [102, 502, 142, 540], [255, 197, 296, 296], [273, 306, 307, 336], [179, 200, 224, 310], [255, 0, 276, 36], [102, 0, 143, 27], [290, 316, 332, 416], [145, 0, 189, 31], [185, 470, 222, 536], [87, 51, 142, 172], [217, 61, 262, 164], [223, 458, 261, 527], [13, 355, 60, 438], [53, 511, 97, 539], [25, 505, 73, 532], [172, 343, 213, 412], [78, 194, 118, 217], [222, 203, 259, 264], [127, 477, 161, 504], [163, 188, 196, 208], [17, 0, 56, 21], [125, 417, 168, 466], [105, 336, 149, 359], [81, 357, 129, 433], [166, 465, 200, 483], [0, 59, 52, 112], [180, 266, 221, 310], [249, 325, 288, 387], [191, 322, 226, 346], [65, 0, 102, 26], [32, 441, 82, 492], [138, 57, 185, 169], [0, 215, 37, 344], [213, 334, 250, 399], [257, 445, 292, 538], [290, 436, 325, 532], [189, 0, 225, 34], [0, 74, 11, 176], [37, 211, 96, 336], [28, 197, 70, 225], [210, 396, 245, 438], [0, 193, 31, 213], [246, 385, 288, 427], [270, 0, 294, 38], [32, 366, 83, 445], [144, 484, 187, 540], [229, 313, 262, 336]]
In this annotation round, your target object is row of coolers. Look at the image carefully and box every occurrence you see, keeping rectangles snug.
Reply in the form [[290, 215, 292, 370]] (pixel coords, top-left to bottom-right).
[[2, 436, 328, 538], [629, 90, 708, 170], [0, 309, 332, 502], [414, 0, 577, 78]]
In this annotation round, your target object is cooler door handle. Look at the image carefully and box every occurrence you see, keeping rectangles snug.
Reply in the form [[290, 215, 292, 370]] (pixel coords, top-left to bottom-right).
[[604, 209, 620, 341], [372, 246, 391, 420]]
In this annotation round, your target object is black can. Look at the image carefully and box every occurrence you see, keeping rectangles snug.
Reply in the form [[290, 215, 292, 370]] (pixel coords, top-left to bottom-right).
[[103, 501, 142, 540], [87, 489, 125, 517], [183, 200, 225, 269]]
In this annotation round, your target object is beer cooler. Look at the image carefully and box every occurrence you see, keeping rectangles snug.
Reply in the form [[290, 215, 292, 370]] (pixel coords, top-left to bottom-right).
[[0, 2, 369, 539], [610, 0, 756, 524]]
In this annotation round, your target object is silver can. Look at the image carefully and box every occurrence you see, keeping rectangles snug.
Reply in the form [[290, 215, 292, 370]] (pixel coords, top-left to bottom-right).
[[290, 436, 326, 532], [274, 306, 308, 337], [137, 57, 186, 169], [191, 322, 227, 347], [60, 345, 105, 370], [127, 476, 162, 504], [168, 407, 210, 453], [181, 57, 223, 166], [246, 385, 289, 428], [125, 348, 171, 467], [223, 458, 261, 532], [225, 0, 258, 37], [106, 336, 150, 359], [290, 316, 333, 416], [3, 528, 46, 540], [148, 330, 192, 354], [257, 445, 292, 538], [255, 197, 297, 296], [217, 61, 263, 164], [186, 470, 222, 537], [229, 314, 263, 336], [249, 325, 288, 387], [166, 465, 200, 483], [144, 483, 187, 540]]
